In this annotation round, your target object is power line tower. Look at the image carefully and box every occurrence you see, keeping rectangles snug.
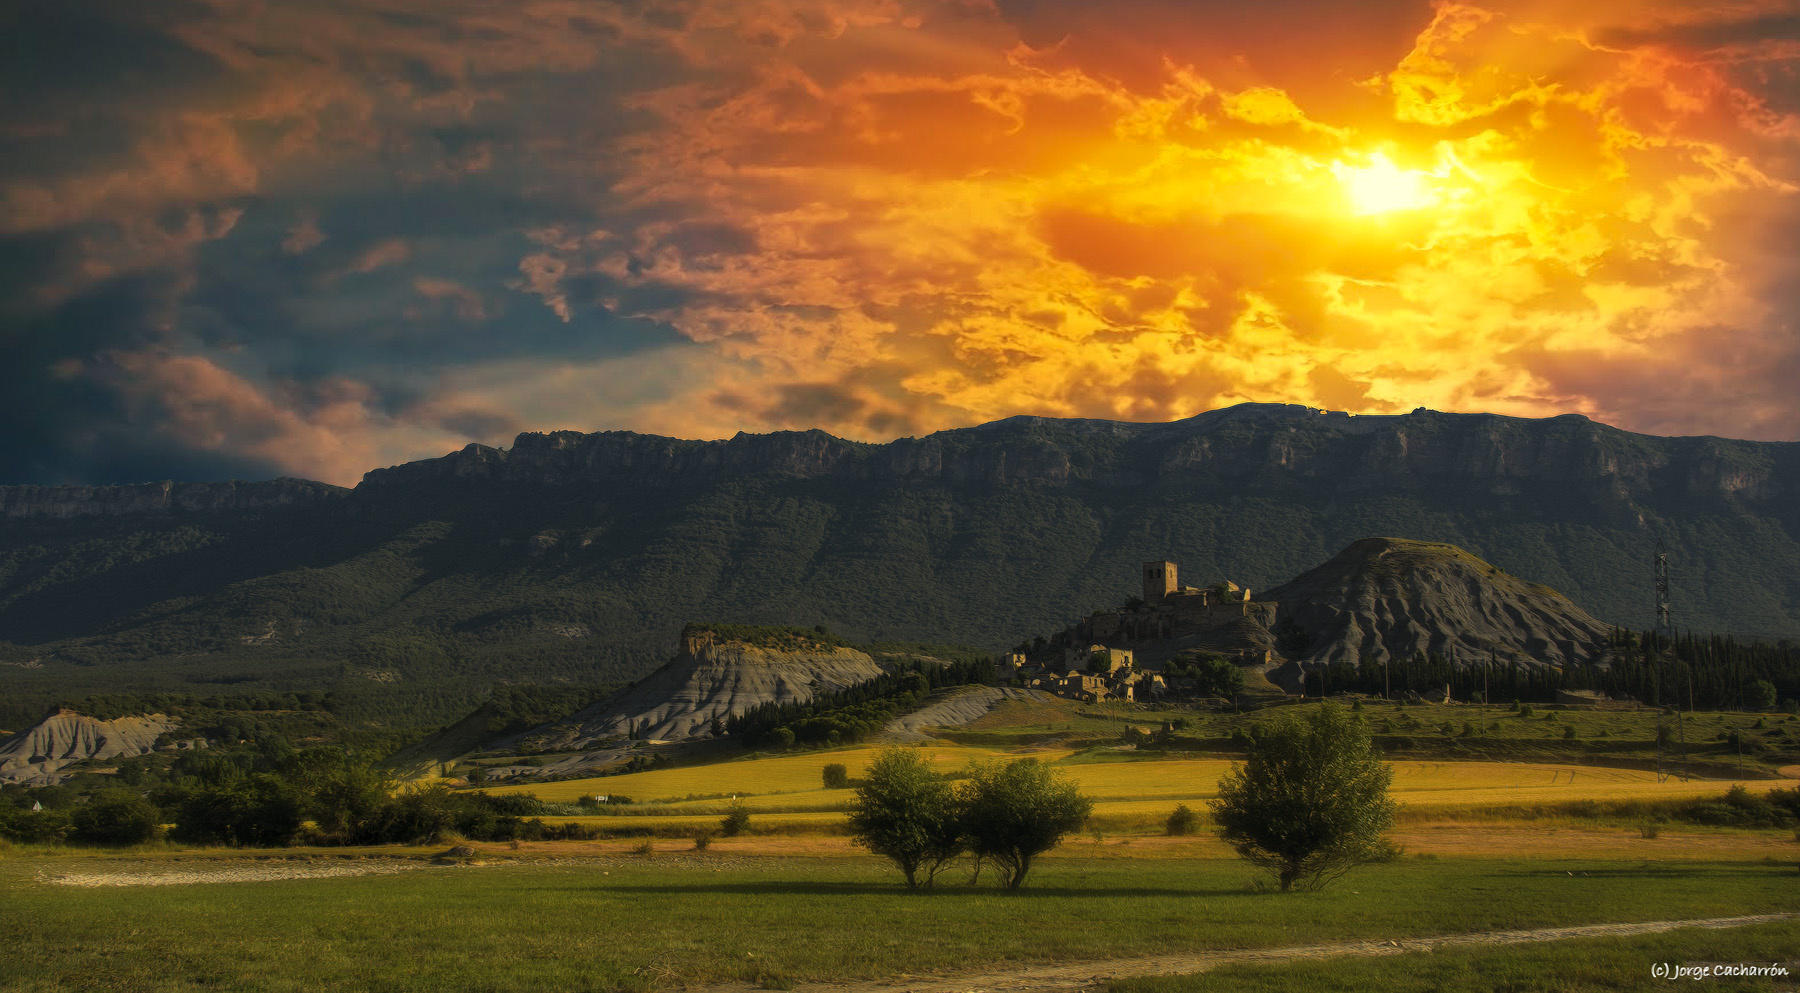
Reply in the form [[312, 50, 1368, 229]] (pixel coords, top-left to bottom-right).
[[1653, 541, 1686, 782]]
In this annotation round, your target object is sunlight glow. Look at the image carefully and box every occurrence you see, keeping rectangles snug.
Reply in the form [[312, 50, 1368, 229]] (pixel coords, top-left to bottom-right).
[[1333, 152, 1440, 215]]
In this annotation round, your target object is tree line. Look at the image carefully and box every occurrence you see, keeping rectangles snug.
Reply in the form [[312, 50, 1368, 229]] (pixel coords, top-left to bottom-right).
[[1289, 629, 1797, 710]]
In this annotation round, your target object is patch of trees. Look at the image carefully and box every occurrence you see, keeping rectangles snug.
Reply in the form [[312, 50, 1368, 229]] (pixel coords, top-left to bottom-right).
[[683, 623, 852, 652], [1163, 651, 1246, 698], [1591, 630, 1800, 711], [480, 684, 619, 736], [1298, 630, 1800, 709], [727, 659, 996, 749], [849, 748, 1091, 889], [0, 743, 599, 847]]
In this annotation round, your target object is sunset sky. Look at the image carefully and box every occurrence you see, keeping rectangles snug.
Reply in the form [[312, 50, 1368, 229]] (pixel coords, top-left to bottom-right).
[[4, 0, 1799, 486]]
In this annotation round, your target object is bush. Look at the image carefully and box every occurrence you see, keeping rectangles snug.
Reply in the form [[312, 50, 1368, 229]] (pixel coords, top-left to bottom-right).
[[848, 747, 965, 889], [693, 830, 714, 851], [1211, 703, 1396, 892], [68, 789, 161, 847], [1165, 804, 1200, 836], [170, 775, 303, 847], [822, 763, 850, 789], [1749, 680, 1778, 710], [0, 806, 69, 845], [1680, 785, 1793, 828], [720, 803, 751, 837], [960, 758, 1091, 890], [1639, 822, 1660, 839]]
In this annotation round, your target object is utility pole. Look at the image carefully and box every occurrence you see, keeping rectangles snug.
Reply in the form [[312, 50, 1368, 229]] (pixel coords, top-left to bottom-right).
[[1653, 541, 1687, 782]]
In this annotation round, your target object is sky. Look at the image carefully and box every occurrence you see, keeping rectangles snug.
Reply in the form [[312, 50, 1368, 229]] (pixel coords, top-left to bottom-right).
[[3, 0, 1799, 486]]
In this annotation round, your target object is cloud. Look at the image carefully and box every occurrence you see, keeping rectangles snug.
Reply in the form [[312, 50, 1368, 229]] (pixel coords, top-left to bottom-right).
[[3, 0, 1799, 485]]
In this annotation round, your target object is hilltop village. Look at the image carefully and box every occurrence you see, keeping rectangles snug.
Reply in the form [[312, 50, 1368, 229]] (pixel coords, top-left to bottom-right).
[[1009, 560, 1280, 703]]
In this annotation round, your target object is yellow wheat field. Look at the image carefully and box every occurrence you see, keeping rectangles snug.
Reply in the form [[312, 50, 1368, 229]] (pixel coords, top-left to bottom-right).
[[480, 745, 1787, 824], [483, 745, 1062, 804]]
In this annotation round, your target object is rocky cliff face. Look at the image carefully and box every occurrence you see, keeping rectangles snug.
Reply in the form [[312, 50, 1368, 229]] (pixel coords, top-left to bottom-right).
[[533, 630, 887, 748], [0, 479, 345, 518], [0, 709, 180, 785], [1263, 538, 1615, 671], [349, 405, 1798, 508]]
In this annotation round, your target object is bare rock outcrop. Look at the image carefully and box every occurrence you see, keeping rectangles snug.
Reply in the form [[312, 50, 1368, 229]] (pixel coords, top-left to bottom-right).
[[1263, 537, 1614, 671], [0, 709, 179, 785], [533, 629, 886, 749]]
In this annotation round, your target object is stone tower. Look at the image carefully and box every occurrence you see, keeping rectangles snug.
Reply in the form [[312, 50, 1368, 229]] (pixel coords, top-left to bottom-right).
[[1142, 560, 1177, 602]]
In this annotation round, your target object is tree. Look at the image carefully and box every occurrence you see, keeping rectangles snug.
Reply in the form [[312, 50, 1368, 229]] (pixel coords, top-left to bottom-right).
[[822, 763, 850, 789], [959, 758, 1091, 890], [848, 747, 965, 889], [68, 788, 161, 846], [1748, 679, 1778, 710], [720, 803, 751, 837], [1210, 704, 1395, 892]]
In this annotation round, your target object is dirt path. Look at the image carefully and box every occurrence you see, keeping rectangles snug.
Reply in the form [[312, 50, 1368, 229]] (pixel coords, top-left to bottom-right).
[[40, 860, 442, 887], [709, 913, 1800, 993]]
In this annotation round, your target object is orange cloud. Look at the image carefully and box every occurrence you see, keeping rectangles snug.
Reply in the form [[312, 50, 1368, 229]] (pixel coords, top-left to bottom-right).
[[528, 0, 1800, 442]]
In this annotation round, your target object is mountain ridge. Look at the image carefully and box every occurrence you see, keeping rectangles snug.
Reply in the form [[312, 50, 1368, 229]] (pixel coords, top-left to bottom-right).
[[0, 404, 1796, 729]]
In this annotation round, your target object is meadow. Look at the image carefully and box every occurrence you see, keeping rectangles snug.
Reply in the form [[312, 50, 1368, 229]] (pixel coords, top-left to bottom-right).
[[7, 700, 1796, 993], [4, 852, 1796, 993]]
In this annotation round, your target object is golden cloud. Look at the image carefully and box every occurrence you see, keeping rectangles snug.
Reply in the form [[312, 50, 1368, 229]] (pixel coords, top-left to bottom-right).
[[531, 0, 1800, 442]]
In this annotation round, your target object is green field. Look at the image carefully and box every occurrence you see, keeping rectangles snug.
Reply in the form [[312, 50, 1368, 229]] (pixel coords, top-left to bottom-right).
[[4, 852, 1797, 993], [1109, 919, 1800, 993]]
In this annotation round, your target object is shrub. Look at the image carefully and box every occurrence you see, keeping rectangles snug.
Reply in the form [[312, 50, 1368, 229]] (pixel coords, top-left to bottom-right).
[[693, 830, 714, 851], [633, 838, 655, 855], [1563, 725, 1576, 739], [822, 763, 850, 789], [960, 758, 1091, 890], [170, 775, 303, 847], [720, 803, 752, 837], [1165, 804, 1200, 836], [1211, 703, 1396, 892], [68, 789, 161, 847], [0, 806, 69, 845], [848, 747, 965, 889], [1639, 822, 1660, 839], [1518, 704, 1534, 718]]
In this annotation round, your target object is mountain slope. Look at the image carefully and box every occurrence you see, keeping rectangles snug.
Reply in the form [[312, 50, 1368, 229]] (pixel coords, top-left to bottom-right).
[[1, 404, 1797, 727], [1263, 537, 1615, 669], [533, 628, 887, 749]]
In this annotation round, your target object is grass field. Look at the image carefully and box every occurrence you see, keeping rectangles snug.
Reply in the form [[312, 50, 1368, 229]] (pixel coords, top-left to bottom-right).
[[1108, 919, 1800, 993], [939, 698, 1800, 775], [4, 852, 1796, 993]]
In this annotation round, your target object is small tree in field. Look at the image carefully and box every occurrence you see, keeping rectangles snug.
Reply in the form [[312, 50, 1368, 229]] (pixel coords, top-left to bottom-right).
[[822, 763, 850, 789], [960, 758, 1092, 890], [849, 747, 964, 888], [1211, 704, 1394, 892]]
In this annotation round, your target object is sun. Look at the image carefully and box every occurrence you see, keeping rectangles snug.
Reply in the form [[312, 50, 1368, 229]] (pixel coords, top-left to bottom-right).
[[1332, 152, 1439, 215]]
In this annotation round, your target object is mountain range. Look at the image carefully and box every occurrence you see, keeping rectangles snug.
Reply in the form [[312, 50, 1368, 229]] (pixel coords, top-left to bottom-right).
[[2, 404, 1795, 728]]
